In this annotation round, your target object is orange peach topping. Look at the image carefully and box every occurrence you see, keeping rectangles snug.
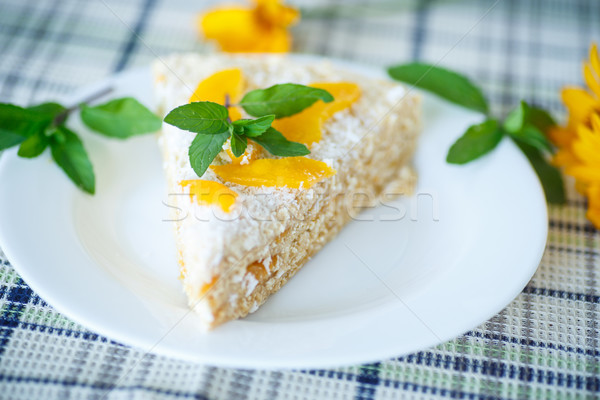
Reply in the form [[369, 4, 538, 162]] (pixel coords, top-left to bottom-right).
[[179, 179, 237, 213], [211, 157, 336, 189], [272, 82, 361, 146], [189, 68, 244, 121]]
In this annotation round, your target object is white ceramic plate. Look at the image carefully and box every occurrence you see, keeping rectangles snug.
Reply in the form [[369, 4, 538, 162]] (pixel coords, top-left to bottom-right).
[[0, 56, 547, 369]]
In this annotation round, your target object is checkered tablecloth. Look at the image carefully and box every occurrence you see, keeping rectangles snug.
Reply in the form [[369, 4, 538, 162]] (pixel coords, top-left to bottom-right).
[[1, 0, 599, 399]]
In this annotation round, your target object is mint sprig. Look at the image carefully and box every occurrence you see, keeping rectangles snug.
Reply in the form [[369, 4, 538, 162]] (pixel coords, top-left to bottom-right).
[[388, 63, 566, 204], [0, 91, 161, 194], [163, 83, 324, 178]]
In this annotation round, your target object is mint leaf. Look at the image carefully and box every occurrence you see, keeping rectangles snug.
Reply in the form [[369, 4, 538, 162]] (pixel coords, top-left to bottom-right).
[[232, 115, 275, 137], [509, 124, 552, 153], [446, 119, 503, 164], [528, 106, 556, 132], [504, 102, 552, 152], [251, 127, 310, 157], [512, 138, 566, 204], [503, 101, 528, 133], [18, 131, 48, 158], [28, 102, 66, 123], [0, 104, 46, 150], [49, 125, 95, 194], [0, 130, 27, 151], [504, 101, 556, 135], [81, 97, 161, 138], [240, 84, 334, 119], [388, 63, 489, 114], [164, 102, 230, 135], [189, 131, 230, 177], [231, 132, 247, 157]]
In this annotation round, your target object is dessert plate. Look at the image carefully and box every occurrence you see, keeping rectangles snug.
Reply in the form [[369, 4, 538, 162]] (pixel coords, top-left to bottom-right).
[[0, 55, 547, 369]]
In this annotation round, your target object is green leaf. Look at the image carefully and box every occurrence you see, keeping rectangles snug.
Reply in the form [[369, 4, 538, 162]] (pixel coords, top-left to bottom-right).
[[509, 124, 553, 153], [388, 63, 489, 114], [240, 84, 334, 119], [528, 106, 556, 132], [446, 119, 504, 164], [251, 127, 310, 157], [164, 102, 230, 135], [81, 97, 162, 138], [504, 101, 556, 134], [0, 103, 46, 150], [27, 102, 66, 122], [188, 131, 230, 177], [503, 101, 528, 134], [49, 125, 95, 194], [232, 115, 275, 137], [17, 131, 48, 158], [503, 102, 553, 152], [231, 132, 247, 157], [512, 138, 566, 204]]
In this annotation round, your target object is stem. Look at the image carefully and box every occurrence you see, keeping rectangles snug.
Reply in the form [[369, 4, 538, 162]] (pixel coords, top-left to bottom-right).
[[53, 86, 114, 127], [224, 93, 232, 123]]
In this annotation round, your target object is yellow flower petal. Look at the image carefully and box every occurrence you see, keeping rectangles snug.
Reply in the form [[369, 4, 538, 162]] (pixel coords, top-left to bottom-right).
[[562, 87, 599, 128], [584, 63, 600, 99], [586, 184, 600, 229], [572, 123, 600, 165], [590, 43, 600, 85], [189, 68, 244, 121], [591, 112, 600, 132], [553, 146, 578, 168], [565, 165, 600, 184], [548, 126, 575, 148]]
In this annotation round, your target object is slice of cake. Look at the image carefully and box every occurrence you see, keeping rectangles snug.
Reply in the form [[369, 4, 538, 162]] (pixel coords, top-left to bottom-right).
[[153, 54, 421, 329]]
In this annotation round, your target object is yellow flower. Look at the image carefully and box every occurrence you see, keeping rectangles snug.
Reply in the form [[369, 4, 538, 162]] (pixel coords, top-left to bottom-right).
[[564, 113, 600, 185], [550, 43, 600, 163], [199, 0, 299, 53], [553, 43, 600, 229], [560, 112, 600, 228]]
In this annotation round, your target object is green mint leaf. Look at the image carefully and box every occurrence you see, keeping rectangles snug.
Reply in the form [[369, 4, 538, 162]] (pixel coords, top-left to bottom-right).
[[512, 138, 566, 204], [27, 102, 66, 123], [49, 125, 95, 194], [504, 102, 553, 152], [0, 103, 46, 150], [504, 101, 556, 135], [503, 101, 528, 134], [231, 132, 247, 157], [0, 130, 27, 151], [15, 102, 66, 157], [508, 124, 553, 153], [240, 84, 334, 119], [388, 63, 489, 114], [17, 131, 48, 158], [232, 115, 276, 137], [164, 101, 230, 135], [189, 131, 230, 177], [81, 97, 162, 138], [528, 106, 556, 132], [446, 119, 503, 164], [251, 127, 310, 157]]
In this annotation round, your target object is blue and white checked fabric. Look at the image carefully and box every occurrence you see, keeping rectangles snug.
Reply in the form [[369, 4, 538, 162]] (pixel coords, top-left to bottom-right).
[[1, 0, 599, 399]]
